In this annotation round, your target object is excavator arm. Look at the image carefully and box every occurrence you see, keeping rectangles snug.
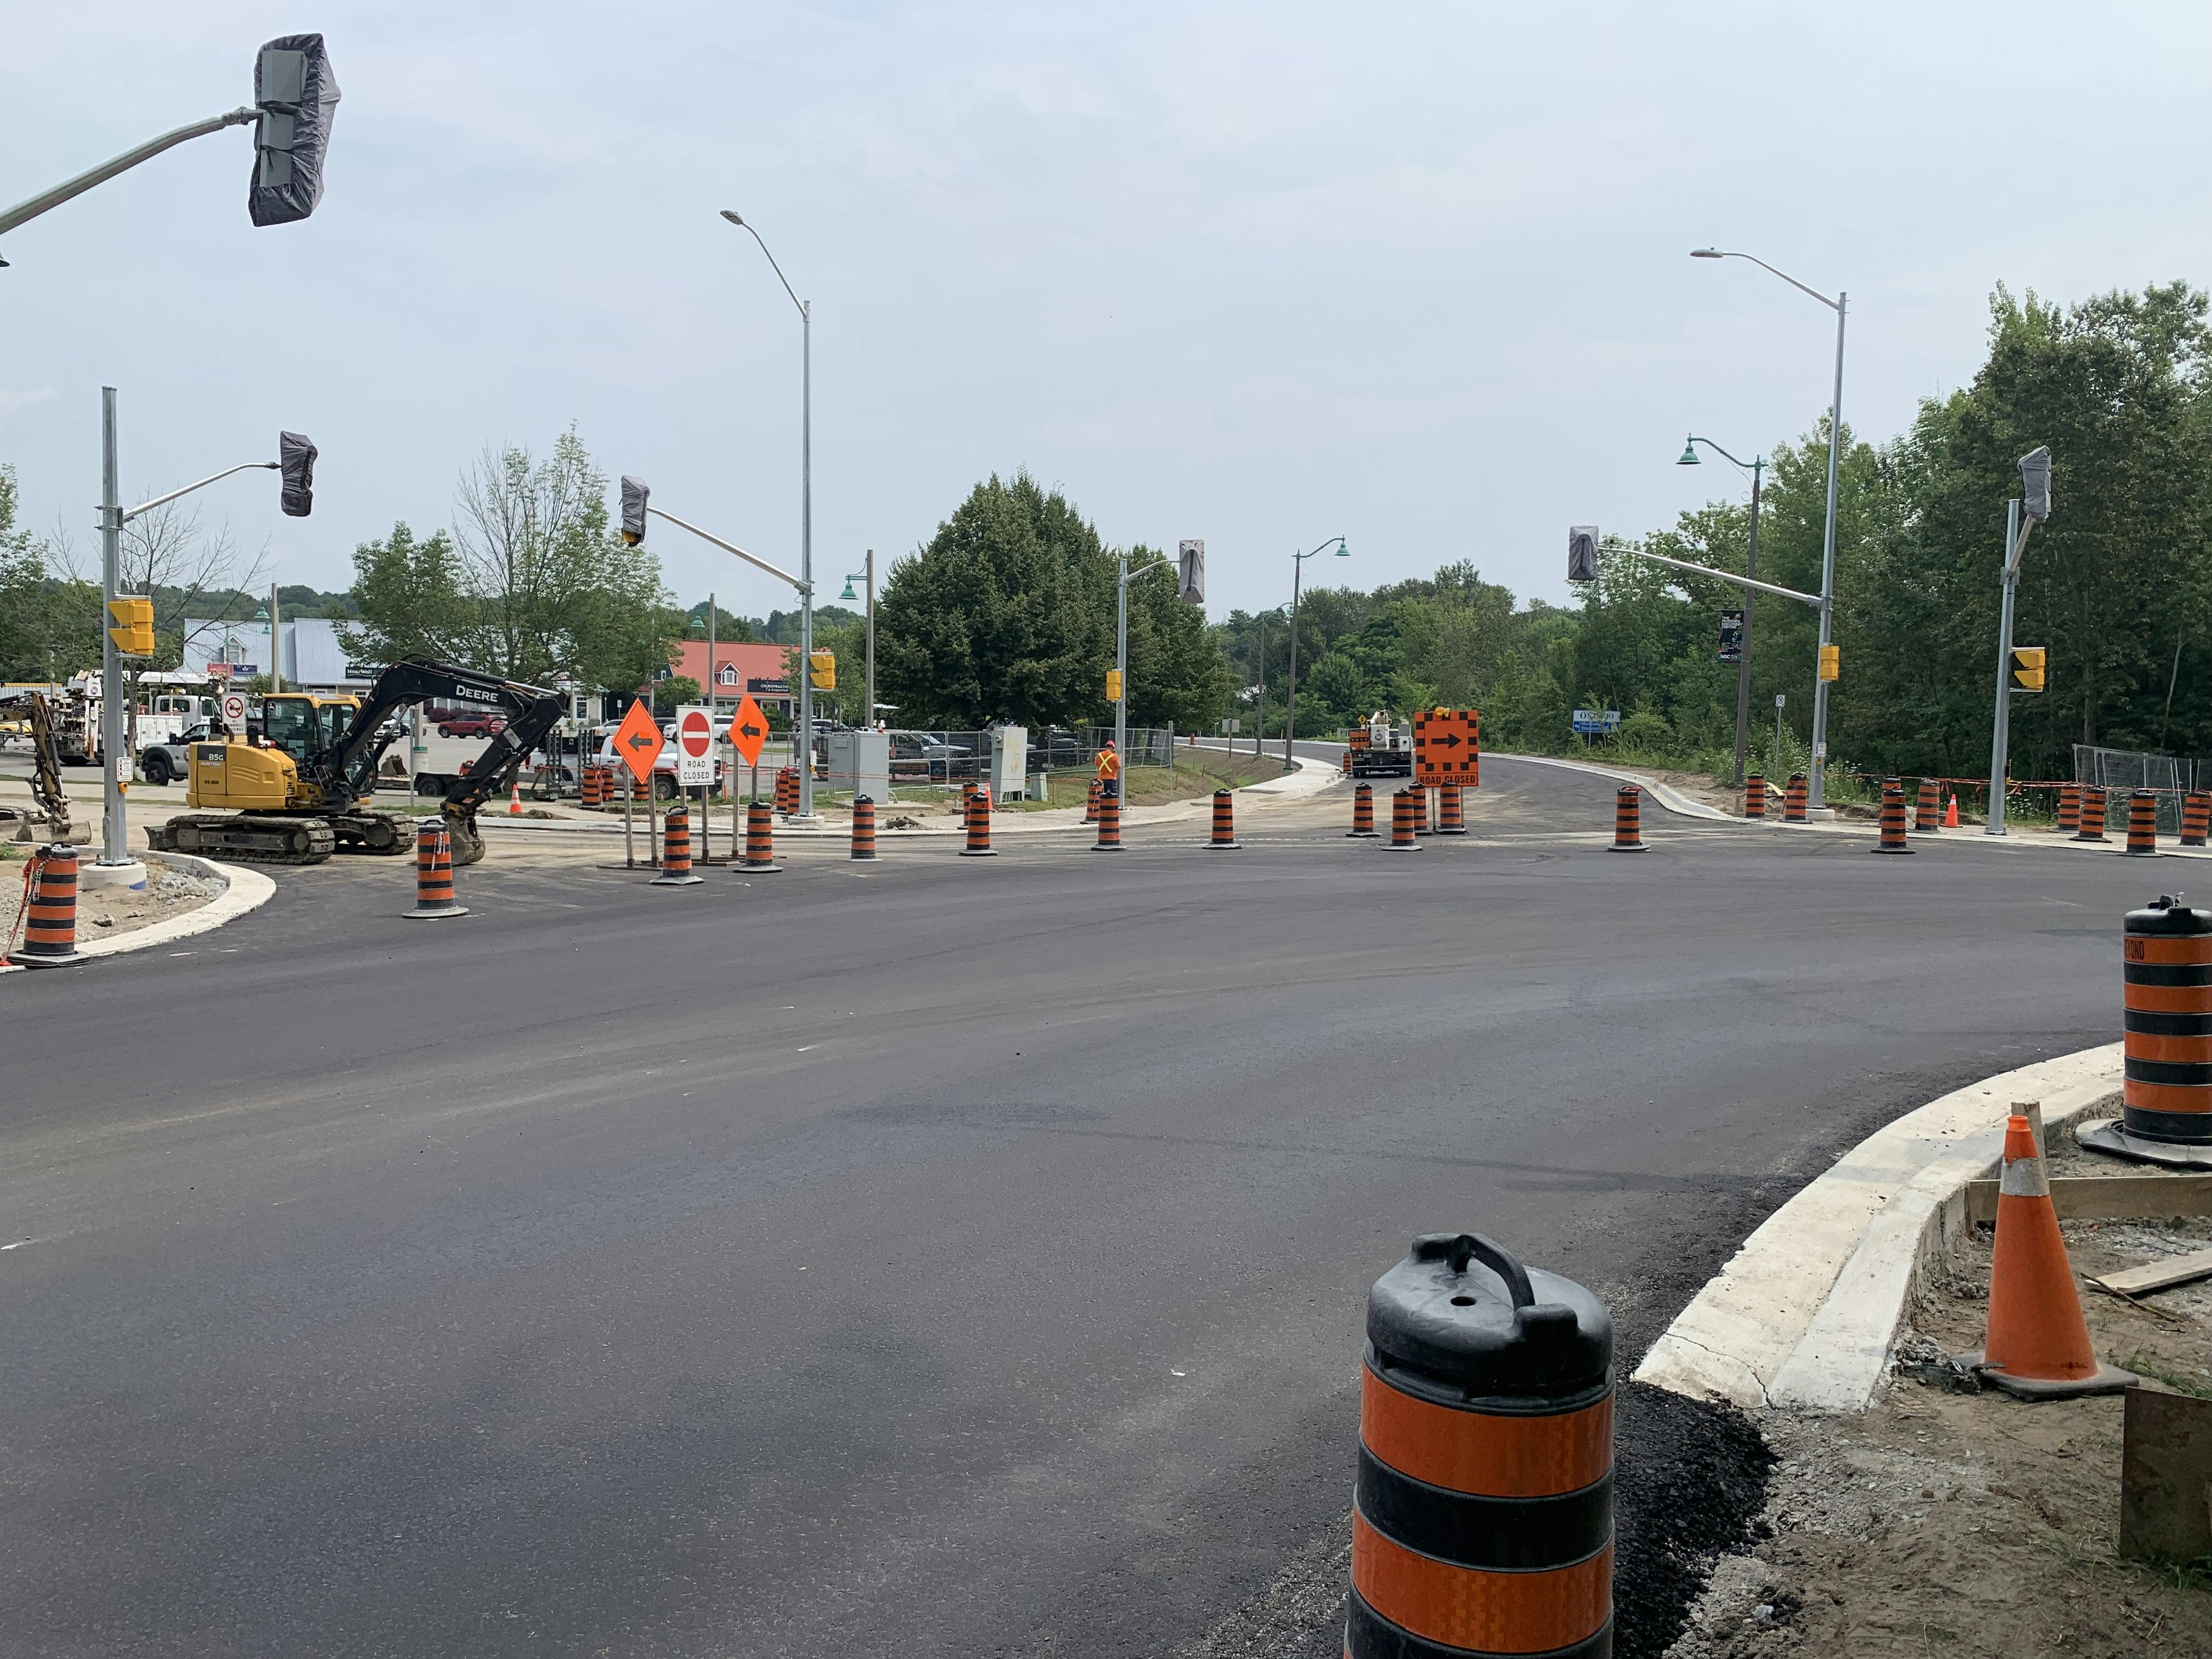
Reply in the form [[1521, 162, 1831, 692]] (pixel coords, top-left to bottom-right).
[[0, 692, 75, 839]]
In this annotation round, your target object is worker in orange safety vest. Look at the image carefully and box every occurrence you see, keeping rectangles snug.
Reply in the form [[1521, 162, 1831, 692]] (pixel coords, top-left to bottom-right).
[[1094, 738, 1121, 800]]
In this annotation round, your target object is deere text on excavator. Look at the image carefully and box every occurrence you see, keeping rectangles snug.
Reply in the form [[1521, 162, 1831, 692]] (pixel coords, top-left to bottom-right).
[[144, 658, 565, 866]]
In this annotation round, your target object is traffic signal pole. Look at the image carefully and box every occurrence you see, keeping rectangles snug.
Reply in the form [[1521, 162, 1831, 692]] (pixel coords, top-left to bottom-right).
[[99, 388, 125, 867], [1987, 498, 2025, 838]]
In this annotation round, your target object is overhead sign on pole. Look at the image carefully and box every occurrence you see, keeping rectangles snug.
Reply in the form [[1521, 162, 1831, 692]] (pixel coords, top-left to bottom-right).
[[726, 693, 769, 768], [674, 704, 714, 786], [612, 701, 665, 783], [1413, 708, 1481, 787]]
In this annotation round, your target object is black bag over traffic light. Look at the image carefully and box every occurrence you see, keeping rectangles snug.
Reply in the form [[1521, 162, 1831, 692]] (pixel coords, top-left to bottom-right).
[[620, 477, 650, 545], [279, 431, 317, 517], [249, 35, 341, 227]]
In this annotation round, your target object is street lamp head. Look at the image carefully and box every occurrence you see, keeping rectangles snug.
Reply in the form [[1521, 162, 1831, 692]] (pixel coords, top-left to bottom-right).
[[1678, 439, 1701, 465], [838, 579, 858, 601], [1690, 247, 1723, 259], [1335, 539, 1351, 557], [719, 209, 745, 226]]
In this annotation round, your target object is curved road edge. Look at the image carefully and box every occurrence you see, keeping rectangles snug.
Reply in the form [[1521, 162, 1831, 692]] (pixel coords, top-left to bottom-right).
[[2, 852, 276, 975], [1634, 1041, 2123, 1413]]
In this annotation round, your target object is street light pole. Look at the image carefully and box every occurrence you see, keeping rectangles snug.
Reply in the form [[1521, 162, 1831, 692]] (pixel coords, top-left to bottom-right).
[[1283, 537, 1348, 768], [1691, 248, 1847, 812], [1678, 437, 1764, 785], [721, 209, 816, 819], [99, 388, 123, 867]]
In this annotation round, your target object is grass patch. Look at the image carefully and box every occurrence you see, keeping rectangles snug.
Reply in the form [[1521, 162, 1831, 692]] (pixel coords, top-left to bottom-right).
[[2116, 1351, 2212, 1400]]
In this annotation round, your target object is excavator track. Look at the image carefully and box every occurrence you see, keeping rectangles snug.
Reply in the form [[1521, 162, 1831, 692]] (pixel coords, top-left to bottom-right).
[[148, 814, 337, 865], [327, 811, 411, 855]]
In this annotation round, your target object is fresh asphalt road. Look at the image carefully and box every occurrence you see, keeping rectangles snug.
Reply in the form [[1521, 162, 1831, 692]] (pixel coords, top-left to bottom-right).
[[0, 755, 2158, 1656]]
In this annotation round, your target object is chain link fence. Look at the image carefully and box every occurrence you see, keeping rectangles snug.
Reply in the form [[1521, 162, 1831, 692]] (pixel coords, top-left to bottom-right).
[[877, 726, 1178, 785], [2073, 744, 2203, 833]]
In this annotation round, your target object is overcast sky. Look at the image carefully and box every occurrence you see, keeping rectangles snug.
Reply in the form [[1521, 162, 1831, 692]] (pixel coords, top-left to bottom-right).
[[4, 2, 2208, 623]]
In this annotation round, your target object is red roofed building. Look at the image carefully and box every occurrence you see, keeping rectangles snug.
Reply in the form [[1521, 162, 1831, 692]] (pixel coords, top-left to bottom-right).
[[670, 641, 795, 718]]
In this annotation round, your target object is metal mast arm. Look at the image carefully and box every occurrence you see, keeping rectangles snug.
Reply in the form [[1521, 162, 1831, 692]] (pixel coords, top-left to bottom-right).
[[0, 108, 255, 239]]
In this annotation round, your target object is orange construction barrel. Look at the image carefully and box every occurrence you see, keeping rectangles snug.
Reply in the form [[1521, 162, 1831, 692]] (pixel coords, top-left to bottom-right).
[[1350, 1233, 1613, 1659], [2080, 894, 2212, 1169]]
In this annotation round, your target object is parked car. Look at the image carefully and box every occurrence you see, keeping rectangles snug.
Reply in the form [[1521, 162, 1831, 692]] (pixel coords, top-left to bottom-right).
[[437, 712, 506, 738]]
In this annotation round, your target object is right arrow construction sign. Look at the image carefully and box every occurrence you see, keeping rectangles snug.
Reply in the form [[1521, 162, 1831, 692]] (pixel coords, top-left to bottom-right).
[[1413, 708, 1481, 788]]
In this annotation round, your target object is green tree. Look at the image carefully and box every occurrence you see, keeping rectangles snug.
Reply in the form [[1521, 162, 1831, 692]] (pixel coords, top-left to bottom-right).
[[875, 473, 1113, 727], [341, 522, 471, 669]]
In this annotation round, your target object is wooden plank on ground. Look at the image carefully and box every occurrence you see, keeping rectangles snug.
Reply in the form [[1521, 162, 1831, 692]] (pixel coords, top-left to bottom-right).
[[2090, 1246, 2212, 1297], [1964, 1173, 2212, 1224]]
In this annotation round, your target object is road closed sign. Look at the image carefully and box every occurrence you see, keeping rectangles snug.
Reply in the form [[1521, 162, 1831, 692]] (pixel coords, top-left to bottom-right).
[[675, 704, 714, 787], [1413, 708, 1481, 788]]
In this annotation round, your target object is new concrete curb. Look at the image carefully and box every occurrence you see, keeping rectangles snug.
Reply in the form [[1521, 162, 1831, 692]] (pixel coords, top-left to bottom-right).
[[2, 851, 275, 974], [1634, 1042, 2123, 1412]]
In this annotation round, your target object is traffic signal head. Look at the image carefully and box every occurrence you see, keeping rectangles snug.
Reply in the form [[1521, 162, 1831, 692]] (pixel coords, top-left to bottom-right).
[[1105, 669, 1124, 703], [619, 477, 648, 546], [1178, 540, 1205, 604], [2018, 446, 2053, 523], [808, 649, 836, 690], [1818, 643, 1840, 682], [2010, 645, 2047, 692], [249, 35, 341, 227], [279, 431, 316, 517], [107, 595, 155, 658], [1567, 526, 1600, 583]]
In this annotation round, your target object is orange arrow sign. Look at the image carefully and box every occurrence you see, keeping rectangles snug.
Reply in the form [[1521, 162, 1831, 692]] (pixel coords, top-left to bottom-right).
[[613, 700, 667, 782], [727, 693, 769, 767]]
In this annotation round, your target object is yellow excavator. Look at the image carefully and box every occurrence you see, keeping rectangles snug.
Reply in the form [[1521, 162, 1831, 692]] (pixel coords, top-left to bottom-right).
[[144, 658, 565, 866], [0, 690, 86, 843]]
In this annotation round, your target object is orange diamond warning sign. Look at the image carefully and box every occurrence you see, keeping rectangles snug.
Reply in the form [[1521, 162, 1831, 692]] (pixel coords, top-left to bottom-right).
[[612, 700, 667, 783], [726, 693, 769, 768], [1414, 708, 1480, 788]]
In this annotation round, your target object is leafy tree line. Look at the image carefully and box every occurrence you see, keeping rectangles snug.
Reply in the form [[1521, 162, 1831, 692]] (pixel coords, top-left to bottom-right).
[[1229, 280, 2212, 785]]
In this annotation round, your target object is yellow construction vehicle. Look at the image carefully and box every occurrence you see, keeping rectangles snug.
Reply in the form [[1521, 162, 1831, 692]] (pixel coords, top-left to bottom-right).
[[0, 690, 86, 843], [144, 659, 564, 866]]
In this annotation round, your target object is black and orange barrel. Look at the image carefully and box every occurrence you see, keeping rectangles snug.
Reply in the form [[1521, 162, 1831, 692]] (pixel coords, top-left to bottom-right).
[[1743, 773, 1765, 821], [1350, 1233, 1614, 1659], [1085, 777, 1101, 823], [2074, 786, 2108, 842], [1412, 787, 1432, 836], [1208, 788, 1239, 849], [2182, 792, 2211, 848], [403, 821, 469, 920], [651, 805, 703, 885], [961, 783, 998, 856], [2125, 790, 2159, 857], [1349, 782, 1378, 838], [851, 794, 878, 861], [1437, 785, 1466, 835], [1092, 788, 1122, 851], [2056, 783, 2081, 834], [8, 843, 87, 964], [1783, 773, 1808, 823], [777, 766, 799, 816], [2115, 896, 2212, 1155], [580, 764, 603, 808], [1609, 785, 1643, 853], [1872, 780, 1913, 854], [740, 800, 781, 871], [1915, 778, 1942, 833], [1387, 788, 1419, 851]]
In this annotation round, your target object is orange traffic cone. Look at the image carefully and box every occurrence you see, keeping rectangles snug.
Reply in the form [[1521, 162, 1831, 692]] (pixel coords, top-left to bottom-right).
[[1944, 794, 1960, 828], [507, 779, 523, 816], [1966, 1115, 2136, 1399]]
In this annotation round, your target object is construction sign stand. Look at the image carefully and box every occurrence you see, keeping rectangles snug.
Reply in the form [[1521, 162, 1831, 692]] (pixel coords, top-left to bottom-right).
[[1413, 708, 1481, 793], [606, 701, 667, 871], [726, 695, 770, 866]]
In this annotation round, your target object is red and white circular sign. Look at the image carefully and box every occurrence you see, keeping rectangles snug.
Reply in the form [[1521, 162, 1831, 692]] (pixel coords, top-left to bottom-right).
[[679, 708, 713, 758], [221, 692, 248, 726]]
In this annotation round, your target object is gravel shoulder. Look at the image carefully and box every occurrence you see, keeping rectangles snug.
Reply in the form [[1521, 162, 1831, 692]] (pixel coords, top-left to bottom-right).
[[1667, 1124, 2212, 1657], [0, 849, 226, 946]]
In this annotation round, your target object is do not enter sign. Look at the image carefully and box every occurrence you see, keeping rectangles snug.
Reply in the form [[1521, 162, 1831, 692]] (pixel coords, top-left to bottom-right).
[[675, 705, 714, 787]]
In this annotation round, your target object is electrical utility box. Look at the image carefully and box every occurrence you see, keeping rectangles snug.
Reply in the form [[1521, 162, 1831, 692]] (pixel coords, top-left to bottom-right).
[[825, 730, 891, 805], [990, 726, 1030, 800]]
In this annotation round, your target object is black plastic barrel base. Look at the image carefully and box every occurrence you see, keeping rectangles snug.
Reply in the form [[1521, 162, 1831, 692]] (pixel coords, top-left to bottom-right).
[[2078, 1116, 2212, 1169], [1345, 1591, 1610, 1659]]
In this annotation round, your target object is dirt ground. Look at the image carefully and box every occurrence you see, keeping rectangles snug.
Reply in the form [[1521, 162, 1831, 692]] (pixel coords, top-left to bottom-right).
[[1667, 1121, 2212, 1657], [0, 849, 225, 949]]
